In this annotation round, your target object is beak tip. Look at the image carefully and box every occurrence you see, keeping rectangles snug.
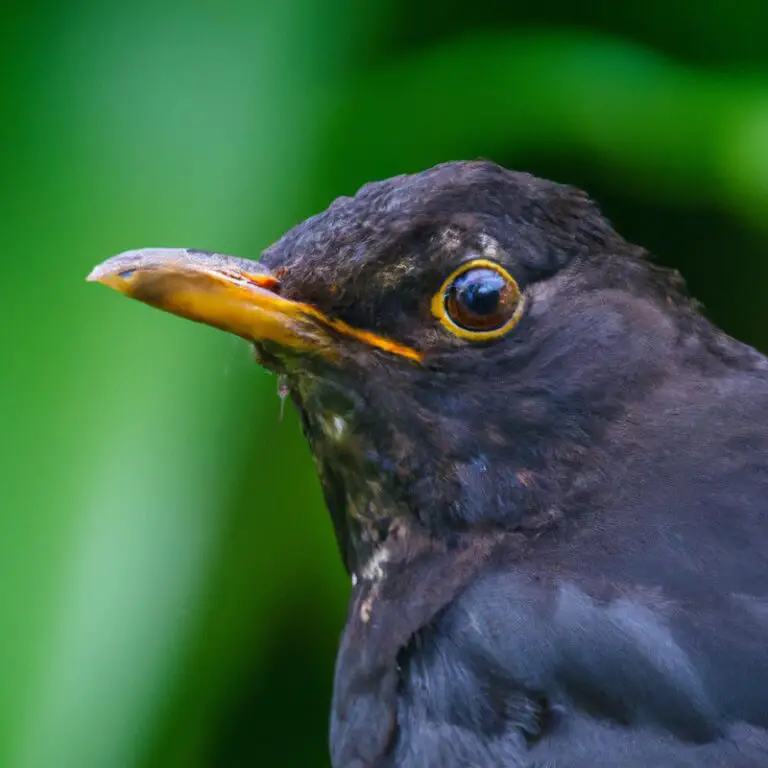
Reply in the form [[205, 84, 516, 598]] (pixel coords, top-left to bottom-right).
[[86, 249, 151, 287], [86, 260, 123, 287], [86, 254, 137, 290]]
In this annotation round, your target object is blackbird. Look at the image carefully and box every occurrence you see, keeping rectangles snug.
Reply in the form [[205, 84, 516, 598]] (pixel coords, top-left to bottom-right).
[[89, 161, 768, 767]]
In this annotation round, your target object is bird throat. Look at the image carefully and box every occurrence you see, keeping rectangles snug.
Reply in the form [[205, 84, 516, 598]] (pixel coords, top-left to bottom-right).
[[277, 356, 610, 578], [284, 371, 411, 576]]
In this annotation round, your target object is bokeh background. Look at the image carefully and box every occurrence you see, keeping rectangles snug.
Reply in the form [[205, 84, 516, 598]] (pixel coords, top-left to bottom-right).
[[4, 1, 768, 766]]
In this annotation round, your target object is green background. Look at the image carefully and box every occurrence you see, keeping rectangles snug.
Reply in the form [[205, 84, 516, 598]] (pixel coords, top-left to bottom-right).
[[4, 1, 767, 766]]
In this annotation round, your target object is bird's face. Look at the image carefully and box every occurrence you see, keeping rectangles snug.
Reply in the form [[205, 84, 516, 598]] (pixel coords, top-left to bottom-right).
[[90, 161, 691, 574]]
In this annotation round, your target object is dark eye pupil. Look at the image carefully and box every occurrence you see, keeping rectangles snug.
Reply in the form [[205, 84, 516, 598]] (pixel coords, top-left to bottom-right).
[[457, 269, 504, 315], [444, 266, 519, 333]]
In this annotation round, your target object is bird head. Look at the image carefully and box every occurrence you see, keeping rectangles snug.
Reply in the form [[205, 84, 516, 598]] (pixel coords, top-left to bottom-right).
[[89, 160, 704, 575]]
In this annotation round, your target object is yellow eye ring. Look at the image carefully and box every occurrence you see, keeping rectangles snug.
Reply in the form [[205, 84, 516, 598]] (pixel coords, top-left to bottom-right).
[[431, 258, 525, 341]]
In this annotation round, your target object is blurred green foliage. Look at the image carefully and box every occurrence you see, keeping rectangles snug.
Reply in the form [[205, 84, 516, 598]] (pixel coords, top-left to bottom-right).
[[3, 1, 767, 766]]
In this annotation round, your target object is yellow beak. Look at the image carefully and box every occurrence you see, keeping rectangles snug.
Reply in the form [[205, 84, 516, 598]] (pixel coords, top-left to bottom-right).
[[88, 248, 422, 362]]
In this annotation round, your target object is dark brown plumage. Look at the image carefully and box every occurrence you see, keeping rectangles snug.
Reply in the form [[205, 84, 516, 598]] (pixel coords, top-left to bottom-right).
[[90, 161, 768, 766]]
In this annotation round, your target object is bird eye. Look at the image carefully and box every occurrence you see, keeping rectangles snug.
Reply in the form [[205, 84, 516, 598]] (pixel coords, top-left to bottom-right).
[[432, 259, 524, 340]]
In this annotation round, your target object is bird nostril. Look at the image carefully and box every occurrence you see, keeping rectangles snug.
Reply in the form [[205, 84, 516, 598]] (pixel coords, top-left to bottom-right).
[[119, 269, 136, 280]]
